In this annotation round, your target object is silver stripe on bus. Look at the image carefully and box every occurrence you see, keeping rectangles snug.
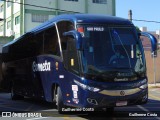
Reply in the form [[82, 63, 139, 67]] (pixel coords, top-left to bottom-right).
[[99, 88, 141, 96], [55, 22, 63, 61]]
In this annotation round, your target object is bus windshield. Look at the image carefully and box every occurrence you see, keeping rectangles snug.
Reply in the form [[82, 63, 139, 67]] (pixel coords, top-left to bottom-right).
[[78, 25, 146, 81]]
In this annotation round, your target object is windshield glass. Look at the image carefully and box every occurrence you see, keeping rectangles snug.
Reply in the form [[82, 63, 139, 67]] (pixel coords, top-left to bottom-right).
[[77, 25, 146, 81]]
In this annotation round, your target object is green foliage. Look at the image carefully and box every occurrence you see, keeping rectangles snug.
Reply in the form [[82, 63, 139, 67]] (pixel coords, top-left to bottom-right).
[[136, 26, 141, 33]]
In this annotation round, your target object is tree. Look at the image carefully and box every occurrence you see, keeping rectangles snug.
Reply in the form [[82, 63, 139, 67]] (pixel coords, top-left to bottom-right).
[[136, 26, 141, 33]]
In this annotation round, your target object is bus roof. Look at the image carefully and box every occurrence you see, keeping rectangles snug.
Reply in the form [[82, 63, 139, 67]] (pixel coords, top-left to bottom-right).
[[3, 14, 133, 48], [31, 14, 133, 33]]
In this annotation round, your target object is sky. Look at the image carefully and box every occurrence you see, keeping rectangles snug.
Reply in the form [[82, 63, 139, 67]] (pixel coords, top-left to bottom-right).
[[116, 0, 160, 31]]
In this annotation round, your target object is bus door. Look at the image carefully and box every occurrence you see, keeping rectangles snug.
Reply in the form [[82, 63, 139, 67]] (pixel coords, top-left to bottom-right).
[[62, 36, 80, 76], [59, 31, 84, 106]]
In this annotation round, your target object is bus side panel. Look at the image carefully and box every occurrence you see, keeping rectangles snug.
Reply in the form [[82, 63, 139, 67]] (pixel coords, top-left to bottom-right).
[[30, 55, 85, 106], [52, 63, 87, 108], [30, 55, 62, 102], [27, 58, 44, 98]]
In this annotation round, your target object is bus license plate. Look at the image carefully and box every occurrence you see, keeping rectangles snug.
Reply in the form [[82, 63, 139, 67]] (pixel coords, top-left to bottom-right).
[[116, 101, 127, 106]]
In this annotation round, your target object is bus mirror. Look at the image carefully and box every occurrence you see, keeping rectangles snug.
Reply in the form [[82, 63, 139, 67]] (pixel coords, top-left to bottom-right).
[[63, 30, 82, 50], [63, 32, 74, 38], [140, 32, 158, 57]]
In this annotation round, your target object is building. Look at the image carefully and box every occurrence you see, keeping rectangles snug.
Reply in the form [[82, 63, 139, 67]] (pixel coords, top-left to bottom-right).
[[0, 0, 116, 39]]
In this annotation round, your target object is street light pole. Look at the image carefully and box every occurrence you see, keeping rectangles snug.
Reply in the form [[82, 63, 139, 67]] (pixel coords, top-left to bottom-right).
[[128, 10, 132, 21], [152, 52, 156, 85]]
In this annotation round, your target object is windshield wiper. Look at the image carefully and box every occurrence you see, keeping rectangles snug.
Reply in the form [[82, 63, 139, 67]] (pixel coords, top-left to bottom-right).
[[111, 29, 132, 69], [93, 69, 126, 79]]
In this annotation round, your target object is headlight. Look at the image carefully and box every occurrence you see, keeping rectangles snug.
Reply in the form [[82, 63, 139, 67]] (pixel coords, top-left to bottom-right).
[[139, 83, 148, 89], [74, 80, 100, 92], [139, 79, 147, 89]]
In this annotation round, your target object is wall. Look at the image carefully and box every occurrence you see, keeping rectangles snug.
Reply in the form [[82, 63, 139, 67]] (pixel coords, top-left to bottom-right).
[[88, 0, 114, 15], [58, 0, 115, 15], [24, 0, 56, 32], [6, 2, 11, 19], [13, 0, 20, 14], [24, 11, 55, 33], [0, 2, 5, 36], [58, 0, 85, 13], [24, 0, 55, 11], [145, 51, 160, 84]]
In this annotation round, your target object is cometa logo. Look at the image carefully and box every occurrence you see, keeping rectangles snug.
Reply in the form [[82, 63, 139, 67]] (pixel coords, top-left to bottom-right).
[[32, 60, 51, 72]]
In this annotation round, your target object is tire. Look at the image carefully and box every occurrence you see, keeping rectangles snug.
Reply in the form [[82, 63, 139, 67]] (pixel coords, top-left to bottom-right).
[[56, 86, 65, 113], [11, 85, 24, 100]]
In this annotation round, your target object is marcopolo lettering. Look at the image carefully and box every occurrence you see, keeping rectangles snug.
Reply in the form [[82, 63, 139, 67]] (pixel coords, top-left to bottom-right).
[[32, 60, 51, 72]]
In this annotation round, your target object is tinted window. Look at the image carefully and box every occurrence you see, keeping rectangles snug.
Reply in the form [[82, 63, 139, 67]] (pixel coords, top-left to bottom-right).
[[43, 26, 60, 57]]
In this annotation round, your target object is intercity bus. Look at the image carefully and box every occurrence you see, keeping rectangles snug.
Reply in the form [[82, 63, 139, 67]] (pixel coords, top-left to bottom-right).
[[1, 14, 157, 113]]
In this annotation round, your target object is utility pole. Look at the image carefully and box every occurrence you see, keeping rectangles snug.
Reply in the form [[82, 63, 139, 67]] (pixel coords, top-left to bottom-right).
[[152, 52, 157, 85], [128, 10, 132, 21]]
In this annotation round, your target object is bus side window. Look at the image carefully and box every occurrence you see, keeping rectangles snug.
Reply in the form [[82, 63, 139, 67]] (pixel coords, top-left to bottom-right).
[[57, 21, 75, 46], [43, 26, 60, 57], [34, 33, 44, 56]]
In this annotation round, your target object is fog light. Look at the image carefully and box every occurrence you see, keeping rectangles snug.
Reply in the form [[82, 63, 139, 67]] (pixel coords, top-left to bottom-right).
[[74, 80, 100, 92], [87, 98, 98, 105]]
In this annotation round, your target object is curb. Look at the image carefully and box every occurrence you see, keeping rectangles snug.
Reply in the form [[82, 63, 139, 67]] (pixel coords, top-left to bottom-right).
[[148, 84, 160, 88]]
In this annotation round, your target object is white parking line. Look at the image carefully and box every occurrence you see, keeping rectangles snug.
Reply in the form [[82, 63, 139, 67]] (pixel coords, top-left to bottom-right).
[[137, 105, 150, 112], [26, 117, 48, 120]]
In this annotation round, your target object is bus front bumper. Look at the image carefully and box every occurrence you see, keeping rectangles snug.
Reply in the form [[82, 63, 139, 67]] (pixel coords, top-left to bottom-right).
[[84, 87, 148, 108], [72, 79, 148, 108]]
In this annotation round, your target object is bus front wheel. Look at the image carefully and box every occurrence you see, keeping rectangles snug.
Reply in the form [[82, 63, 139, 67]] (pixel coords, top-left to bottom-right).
[[56, 86, 65, 113]]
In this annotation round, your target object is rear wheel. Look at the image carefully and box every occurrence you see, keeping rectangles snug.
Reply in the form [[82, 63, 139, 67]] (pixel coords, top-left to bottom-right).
[[56, 86, 65, 113], [11, 85, 24, 100]]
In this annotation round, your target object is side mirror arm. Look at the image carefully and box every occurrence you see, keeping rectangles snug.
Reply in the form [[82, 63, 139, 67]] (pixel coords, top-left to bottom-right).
[[140, 32, 157, 55]]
